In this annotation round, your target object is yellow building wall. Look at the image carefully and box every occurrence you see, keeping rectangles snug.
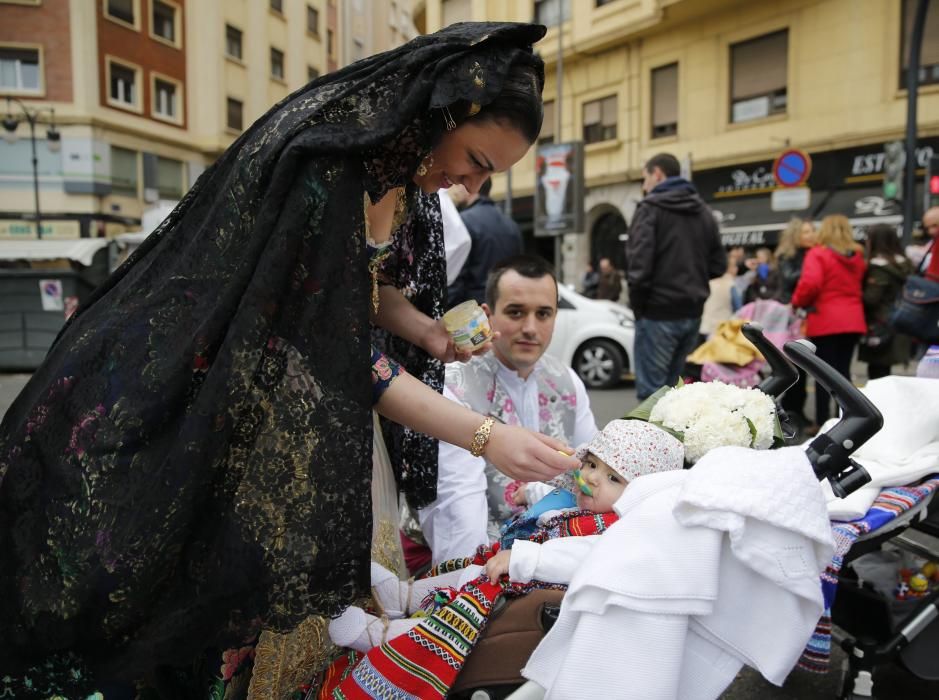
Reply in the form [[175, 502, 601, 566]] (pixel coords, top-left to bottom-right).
[[1, 0, 332, 239], [422, 0, 939, 200]]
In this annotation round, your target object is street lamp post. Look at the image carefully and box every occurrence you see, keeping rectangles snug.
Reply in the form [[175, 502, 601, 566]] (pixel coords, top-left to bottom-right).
[[2, 96, 61, 239]]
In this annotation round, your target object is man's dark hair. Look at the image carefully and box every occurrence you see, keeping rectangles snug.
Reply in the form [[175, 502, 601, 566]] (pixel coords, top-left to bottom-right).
[[479, 177, 493, 197], [644, 153, 681, 178], [485, 254, 558, 308]]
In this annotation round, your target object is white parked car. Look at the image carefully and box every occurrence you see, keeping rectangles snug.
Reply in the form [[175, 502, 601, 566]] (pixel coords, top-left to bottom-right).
[[547, 285, 635, 389]]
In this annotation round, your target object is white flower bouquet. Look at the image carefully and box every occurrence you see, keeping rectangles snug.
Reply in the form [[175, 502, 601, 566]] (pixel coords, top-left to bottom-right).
[[627, 381, 782, 464]]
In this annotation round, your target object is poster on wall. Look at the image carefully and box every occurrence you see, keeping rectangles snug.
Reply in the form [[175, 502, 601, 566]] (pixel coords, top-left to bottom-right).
[[534, 141, 584, 237]]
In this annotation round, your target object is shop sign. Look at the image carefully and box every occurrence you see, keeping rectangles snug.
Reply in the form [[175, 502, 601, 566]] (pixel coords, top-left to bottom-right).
[[849, 144, 935, 178], [0, 220, 81, 239], [697, 137, 939, 201]]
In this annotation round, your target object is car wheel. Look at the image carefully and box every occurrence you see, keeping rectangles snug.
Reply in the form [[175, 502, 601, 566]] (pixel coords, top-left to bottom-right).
[[573, 339, 624, 389]]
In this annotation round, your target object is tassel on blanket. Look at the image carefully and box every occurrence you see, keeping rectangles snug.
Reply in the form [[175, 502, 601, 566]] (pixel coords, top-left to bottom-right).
[[331, 577, 504, 700], [419, 586, 460, 615]]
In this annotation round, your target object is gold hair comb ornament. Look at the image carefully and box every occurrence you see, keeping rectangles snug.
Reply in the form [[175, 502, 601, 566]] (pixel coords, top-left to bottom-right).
[[441, 105, 457, 131]]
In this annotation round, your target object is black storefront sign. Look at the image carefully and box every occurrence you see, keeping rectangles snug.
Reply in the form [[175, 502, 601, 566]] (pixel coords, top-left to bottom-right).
[[697, 138, 939, 247]]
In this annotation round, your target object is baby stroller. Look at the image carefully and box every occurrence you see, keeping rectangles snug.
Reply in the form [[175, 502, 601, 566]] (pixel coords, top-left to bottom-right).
[[689, 298, 802, 389], [445, 325, 939, 700], [831, 496, 939, 700]]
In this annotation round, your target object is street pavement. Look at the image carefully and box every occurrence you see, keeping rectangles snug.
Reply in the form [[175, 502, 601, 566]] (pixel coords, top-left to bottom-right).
[[2, 372, 938, 698]]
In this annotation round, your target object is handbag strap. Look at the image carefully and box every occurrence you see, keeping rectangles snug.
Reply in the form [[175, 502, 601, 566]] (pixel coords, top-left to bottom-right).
[[915, 238, 936, 276]]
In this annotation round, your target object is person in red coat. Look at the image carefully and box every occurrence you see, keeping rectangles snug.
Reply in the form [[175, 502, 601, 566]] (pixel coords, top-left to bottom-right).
[[791, 214, 867, 429], [925, 206, 939, 282]]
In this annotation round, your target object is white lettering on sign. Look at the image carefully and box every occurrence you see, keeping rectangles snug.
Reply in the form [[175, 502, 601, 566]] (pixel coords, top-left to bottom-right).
[[710, 209, 738, 225], [851, 153, 886, 176], [721, 230, 767, 246], [718, 167, 776, 194], [854, 195, 891, 216], [851, 145, 935, 176]]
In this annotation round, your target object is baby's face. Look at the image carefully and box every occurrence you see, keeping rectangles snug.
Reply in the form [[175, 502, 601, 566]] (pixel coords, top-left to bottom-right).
[[575, 454, 627, 513]]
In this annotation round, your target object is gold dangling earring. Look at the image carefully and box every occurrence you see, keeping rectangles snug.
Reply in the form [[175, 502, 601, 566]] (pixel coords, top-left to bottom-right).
[[417, 153, 434, 177]]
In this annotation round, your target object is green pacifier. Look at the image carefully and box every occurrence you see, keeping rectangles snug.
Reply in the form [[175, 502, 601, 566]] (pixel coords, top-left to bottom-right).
[[572, 468, 593, 497]]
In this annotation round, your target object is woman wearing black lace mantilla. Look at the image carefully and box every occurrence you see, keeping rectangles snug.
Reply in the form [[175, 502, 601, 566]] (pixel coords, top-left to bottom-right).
[[0, 22, 577, 697]]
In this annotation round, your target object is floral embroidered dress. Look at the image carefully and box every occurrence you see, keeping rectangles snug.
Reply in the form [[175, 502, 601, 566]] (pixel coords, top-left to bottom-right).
[[0, 22, 546, 698]]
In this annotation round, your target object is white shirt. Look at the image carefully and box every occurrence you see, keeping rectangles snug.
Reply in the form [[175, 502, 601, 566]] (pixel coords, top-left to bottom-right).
[[439, 189, 471, 286], [418, 358, 598, 563]]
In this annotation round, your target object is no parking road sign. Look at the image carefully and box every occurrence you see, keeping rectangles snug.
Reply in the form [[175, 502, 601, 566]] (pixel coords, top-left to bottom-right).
[[773, 149, 812, 188]]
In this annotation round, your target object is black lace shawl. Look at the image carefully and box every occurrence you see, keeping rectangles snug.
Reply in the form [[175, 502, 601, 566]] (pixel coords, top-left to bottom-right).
[[0, 21, 545, 686]]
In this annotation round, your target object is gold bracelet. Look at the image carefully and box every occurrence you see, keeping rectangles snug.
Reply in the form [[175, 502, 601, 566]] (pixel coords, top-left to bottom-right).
[[470, 416, 495, 458]]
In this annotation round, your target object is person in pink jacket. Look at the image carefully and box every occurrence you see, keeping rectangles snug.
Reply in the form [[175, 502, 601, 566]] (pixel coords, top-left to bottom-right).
[[791, 214, 867, 430]]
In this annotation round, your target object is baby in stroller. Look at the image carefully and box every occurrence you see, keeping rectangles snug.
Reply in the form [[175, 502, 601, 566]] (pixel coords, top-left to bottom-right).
[[328, 419, 685, 653]]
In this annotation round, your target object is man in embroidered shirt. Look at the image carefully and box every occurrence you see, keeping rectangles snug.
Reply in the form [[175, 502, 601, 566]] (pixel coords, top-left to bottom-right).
[[419, 254, 598, 563]]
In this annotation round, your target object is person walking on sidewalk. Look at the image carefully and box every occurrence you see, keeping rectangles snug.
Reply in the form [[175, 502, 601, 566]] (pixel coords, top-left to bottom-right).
[[625, 153, 726, 399]]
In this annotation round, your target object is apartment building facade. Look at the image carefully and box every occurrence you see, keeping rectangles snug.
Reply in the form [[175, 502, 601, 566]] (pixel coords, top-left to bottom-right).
[[416, 0, 939, 283], [341, 0, 417, 66], [0, 0, 333, 239]]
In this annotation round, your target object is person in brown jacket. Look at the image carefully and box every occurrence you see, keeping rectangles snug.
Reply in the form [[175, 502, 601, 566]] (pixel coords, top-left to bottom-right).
[[596, 257, 623, 301]]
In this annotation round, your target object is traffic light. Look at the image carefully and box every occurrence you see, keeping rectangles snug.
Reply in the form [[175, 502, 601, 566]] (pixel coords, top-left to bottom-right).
[[928, 154, 939, 209], [883, 140, 905, 202]]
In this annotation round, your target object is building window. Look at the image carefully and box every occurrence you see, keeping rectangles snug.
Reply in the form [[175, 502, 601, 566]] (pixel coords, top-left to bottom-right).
[[156, 156, 183, 199], [0, 46, 40, 93], [270, 47, 285, 80], [307, 4, 319, 34], [110, 145, 138, 197], [225, 25, 242, 60], [596, 0, 617, 5], [153, 77, 178, 120], [105, 0, 136, 27], [651, 63, 678, 138], [327, 30, 335, 60], [227, 97, 243, 131], [270, 0, 283, 13], [308, 65, 320, 82], [730, 29, 788, 123], [582, 95, 617, 144], [900, 0, 939, 87], [151, 0, 178, 45], [534, 0, 570, 27], [108, 60, 139, 109], [539, 100, 555, 145]]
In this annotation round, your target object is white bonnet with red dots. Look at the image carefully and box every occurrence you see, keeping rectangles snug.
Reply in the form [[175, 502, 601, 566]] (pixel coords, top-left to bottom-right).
[[575, 419, 685, 482]]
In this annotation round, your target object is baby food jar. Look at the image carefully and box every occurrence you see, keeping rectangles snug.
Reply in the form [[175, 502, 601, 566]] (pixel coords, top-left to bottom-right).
[[443, 300, 492, 353]]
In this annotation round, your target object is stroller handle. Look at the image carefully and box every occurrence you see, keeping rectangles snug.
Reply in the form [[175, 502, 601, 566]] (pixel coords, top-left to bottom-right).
[[783, 339, 882, 498], [741, 322, 799, 399]]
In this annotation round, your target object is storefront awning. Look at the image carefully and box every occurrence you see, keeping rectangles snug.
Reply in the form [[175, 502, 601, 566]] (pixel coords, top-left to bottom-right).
[[708, 192, 824, 248], [0, 239, 112, 266], [708, 187, 906, 247]]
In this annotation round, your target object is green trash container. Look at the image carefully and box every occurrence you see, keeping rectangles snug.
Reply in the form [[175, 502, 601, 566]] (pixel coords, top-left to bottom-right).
[[0, 243, 111, 370]]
